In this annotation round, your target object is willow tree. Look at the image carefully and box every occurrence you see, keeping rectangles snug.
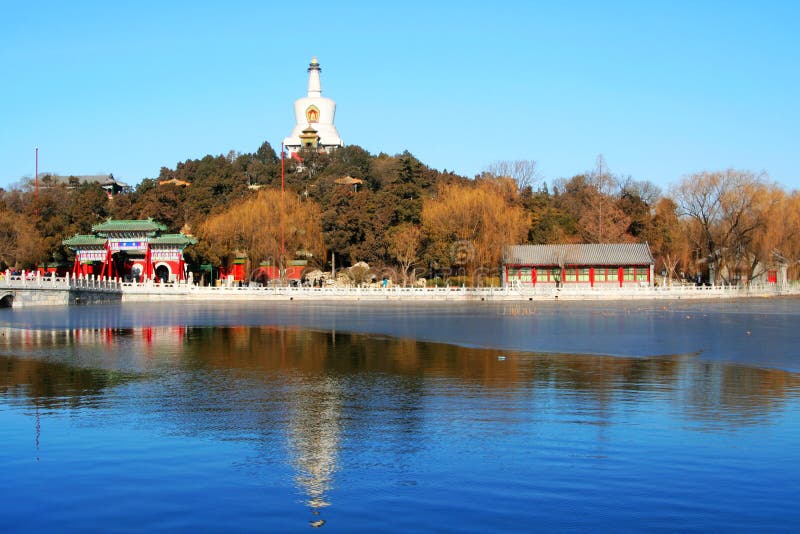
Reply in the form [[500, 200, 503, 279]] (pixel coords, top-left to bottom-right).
[[422, 177, 529, 284], [784, 192, 800, 279], [198, 189, 326, 277], [0, 208, 44, 269], [748, 186, 800, 281]]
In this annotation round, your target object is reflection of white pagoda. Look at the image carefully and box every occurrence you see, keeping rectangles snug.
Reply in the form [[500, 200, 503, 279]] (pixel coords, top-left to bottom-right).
[[283, 57, 344, 154], [286, 375, 343, 526]]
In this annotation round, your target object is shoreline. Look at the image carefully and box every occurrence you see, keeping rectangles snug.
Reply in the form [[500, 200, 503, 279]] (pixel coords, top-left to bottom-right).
[[2, 274, 799, 307], [121, 283, 800, 302]]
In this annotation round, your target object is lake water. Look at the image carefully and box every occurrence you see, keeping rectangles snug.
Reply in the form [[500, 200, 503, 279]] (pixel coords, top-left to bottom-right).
[[1, 299, 799, 531]]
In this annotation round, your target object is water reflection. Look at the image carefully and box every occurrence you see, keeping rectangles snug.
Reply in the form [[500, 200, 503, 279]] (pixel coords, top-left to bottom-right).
[[3, 325, 798, 424], [0, 325, 186, 370], [179, 327, 799, 425], [1, 325, 799, 526], [287, 374, 342, 525], [0, 353, 140, 410]]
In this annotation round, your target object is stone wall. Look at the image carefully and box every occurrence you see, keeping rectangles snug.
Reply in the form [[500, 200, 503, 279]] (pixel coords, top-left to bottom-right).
[[1, 288, 121, 307], [69, 288, 122, 306], [5, 288, 69, 307]]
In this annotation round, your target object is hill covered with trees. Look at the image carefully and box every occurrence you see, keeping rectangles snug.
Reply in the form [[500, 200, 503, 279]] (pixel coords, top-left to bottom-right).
[[2, 143, 798, 285]]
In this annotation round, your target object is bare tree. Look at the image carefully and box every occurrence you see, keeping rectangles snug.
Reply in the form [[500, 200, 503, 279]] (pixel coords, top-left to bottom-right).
[[619, 176, 662, 205], [672, 170, 773, 284], [387, 223, 421, 286], [484, 160, 540, 190]]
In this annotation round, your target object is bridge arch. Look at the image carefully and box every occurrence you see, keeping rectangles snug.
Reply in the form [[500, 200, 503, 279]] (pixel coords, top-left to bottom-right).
[[0, 292, 14, 308]]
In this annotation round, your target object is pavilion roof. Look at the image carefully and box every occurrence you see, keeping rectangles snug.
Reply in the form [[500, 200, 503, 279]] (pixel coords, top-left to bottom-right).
[[149, 234, 197, 246], [92, 218, 167, 234], [62, 234, 106, 247], [503, 243, 654, 266], [334, 175, 364, 185], [158, 178, 191, 187]]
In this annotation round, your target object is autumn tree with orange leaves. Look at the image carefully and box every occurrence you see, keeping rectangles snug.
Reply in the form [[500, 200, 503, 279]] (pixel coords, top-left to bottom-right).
[[197, 189, 325, 279], [554, 156, 632, 244], [422, 177, 529, 284]]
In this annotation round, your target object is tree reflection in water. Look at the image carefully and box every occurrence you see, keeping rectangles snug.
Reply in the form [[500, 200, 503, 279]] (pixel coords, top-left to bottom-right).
[[2, 325, 799, 526]]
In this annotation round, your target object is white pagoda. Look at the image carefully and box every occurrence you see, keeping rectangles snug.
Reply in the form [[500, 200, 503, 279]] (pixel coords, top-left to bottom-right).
[[283, 57, 344, 154]]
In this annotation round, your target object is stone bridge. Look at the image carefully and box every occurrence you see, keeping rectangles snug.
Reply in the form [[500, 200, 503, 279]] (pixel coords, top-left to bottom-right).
[[0, 273, 122, 308]]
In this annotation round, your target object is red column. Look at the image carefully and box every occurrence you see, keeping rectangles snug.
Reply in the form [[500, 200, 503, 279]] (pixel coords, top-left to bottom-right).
[[178, 253, 185, 281], [100, 244, 110, 278], [145, 244, 153, 279], [619, 267, 623, 287], [590, 267, 594, 288]]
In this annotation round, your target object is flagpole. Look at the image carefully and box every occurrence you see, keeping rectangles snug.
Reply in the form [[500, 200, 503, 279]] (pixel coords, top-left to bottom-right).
[[35, 147, 39, 216], [281, 143, 286, 284]]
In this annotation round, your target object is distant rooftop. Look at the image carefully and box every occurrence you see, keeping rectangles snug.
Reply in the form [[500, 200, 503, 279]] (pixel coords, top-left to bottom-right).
[[42, 173, 130, 189], [158, 178, 191, 187]]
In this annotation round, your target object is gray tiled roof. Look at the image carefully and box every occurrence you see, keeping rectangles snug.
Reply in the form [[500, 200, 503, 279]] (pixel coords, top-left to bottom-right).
[[503, 243, 654, 266]]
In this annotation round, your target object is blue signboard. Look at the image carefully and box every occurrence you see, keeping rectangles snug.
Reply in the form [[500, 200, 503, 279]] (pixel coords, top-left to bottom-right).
[[111, 241, 146, 251]]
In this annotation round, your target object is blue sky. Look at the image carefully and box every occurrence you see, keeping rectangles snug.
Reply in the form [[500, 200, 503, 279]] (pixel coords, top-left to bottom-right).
[[1, 1, 798, 191]]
